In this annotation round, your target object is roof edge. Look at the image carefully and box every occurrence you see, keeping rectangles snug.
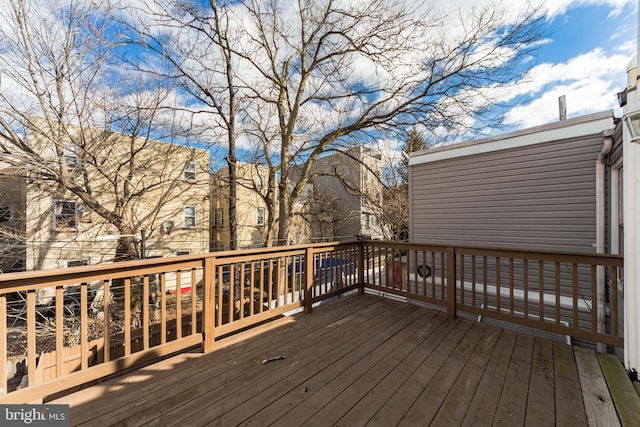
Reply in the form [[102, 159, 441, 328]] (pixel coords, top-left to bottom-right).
[[409, 110, 614, 166]]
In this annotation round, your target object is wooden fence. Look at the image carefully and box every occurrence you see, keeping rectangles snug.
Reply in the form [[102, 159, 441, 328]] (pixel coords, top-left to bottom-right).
[[0, 240, 623, 403]]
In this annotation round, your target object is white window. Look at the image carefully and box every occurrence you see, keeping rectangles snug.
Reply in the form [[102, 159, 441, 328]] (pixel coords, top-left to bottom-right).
[[257, 207, 265, 226], [184, 162, 197, 181], [53, 199, 78, 231], [62, 143, 80, 169], [183, 205, 197, 228]]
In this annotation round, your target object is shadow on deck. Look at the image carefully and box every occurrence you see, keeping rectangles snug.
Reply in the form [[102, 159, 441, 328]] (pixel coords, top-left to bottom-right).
[[52, 294, 639, 426]]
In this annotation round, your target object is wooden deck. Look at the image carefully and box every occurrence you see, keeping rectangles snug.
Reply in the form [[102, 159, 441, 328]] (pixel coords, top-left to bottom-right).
[[52, 294, 635, 426]]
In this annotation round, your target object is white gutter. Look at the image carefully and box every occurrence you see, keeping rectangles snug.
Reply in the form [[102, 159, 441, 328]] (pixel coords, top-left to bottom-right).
[[596, 130, 613, 353]]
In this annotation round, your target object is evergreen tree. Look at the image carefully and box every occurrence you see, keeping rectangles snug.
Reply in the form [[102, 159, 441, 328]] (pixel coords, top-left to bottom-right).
[[398, 127, 428, 184]]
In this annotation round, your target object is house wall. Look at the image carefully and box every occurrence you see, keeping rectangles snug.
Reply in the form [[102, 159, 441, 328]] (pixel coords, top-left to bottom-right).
[[408, 111, 616, 346], [409, 112, 615, 253], [22, 125, 210, 271], [305, 146, 384, 240], [212, 163, 271, 250]]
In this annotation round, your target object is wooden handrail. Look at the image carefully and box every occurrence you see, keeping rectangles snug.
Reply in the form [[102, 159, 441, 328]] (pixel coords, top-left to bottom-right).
[[0, 240, 625, 403]]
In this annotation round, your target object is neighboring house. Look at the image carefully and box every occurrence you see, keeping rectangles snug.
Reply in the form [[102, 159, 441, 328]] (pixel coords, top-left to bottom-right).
[[0, 123, 210, 272], [299, 146, 385, 241], [409, 111, 618, 253], [211, 162, 272, 250], [408, 110, 621, 347]]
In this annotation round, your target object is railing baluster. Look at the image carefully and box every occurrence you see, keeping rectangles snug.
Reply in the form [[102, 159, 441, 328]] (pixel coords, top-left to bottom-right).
[[572, 264, 579, 330], [216, 265, 223, 326], [239, 262, 245, 319], [124, 278, 131, 355], [431, 252, 436, 298], [460, 254, 465, 305], [160, 273, 166, 345], [56, 286, 64, 378], [422, 251, 427, 297], [524, 259, 529, 319], [80, 283, 88, 370], [259, 260, 265, 313], [104, 279, 111, 362], [175, 272, 182, 339], [555, 262, 561, 325], [472, 255, 476, 308], [441, 251, 445, 299], [249, 262, 255, 317], [191, 268, 197, 335], [539, 261, 544, 321], [229, 266, 235, 320], [509, 258, 514, 316], [591, 265, 597, 333], [496, 257, 501, 313], [483, 256, 488, 311], [268, 259, 273, 310], [0, 293, 6, 394], [143, 276, 149, 351], [612, 267, 619, 337], [27, 290, 36, 387]]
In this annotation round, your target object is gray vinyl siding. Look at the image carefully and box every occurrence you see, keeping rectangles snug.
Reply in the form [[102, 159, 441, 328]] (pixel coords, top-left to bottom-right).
[[409, 135, 605, 253]]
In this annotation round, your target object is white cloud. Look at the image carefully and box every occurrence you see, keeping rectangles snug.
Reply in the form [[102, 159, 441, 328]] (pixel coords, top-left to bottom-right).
[[442, 0, 635, 20], [502, 48, 629, 128]]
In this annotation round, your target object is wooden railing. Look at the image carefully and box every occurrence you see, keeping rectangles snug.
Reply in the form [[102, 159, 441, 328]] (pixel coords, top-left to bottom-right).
[[0, 240, 623, 402], [361, 241, 624, 348]]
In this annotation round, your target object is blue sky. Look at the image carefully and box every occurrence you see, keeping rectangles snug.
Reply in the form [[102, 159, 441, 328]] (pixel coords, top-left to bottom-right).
[[501, 0, 637, 129]]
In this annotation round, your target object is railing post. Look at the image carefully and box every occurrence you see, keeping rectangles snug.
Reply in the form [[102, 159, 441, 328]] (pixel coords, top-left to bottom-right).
[[304, 247, 314, 314], [446, 247, 457, 319], [203, 256, 216, 353], [357, 241, 365, 295]]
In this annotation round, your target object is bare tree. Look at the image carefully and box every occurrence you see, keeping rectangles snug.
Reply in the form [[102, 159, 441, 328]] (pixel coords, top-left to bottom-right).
[[298, 188, 353, 242], [232, 0, 543, 244], [98, 0, 543, 249], [107, 0, 244, 249], [0, 0, 205, 267]]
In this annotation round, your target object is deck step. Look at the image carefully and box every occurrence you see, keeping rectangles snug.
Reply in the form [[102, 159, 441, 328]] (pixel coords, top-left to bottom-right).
[[598, 353, 640, 427]]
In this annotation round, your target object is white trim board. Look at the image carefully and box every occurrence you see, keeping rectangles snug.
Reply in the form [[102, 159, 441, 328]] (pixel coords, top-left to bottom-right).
[[409, 111, 614, 166]]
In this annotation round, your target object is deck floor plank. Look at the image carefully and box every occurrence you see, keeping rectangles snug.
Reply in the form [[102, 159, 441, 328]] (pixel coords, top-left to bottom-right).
[[76, 295, 396, 426], [460, 329, 518, 427], [574, 347, 621, 427], [365, 319, 473, 426], [429, 325, 502, 426], [63, 294, 375, 423], [245, 312, 450, 427], [553, 342, 587, 426], [331, 313, 456, 427], [294, 310, 444, 427], [525, 338, 555, 427], [218, 305, 439, 426], [148, 299, 420, 426], [397, 322, 488, 426], [493, 333, 534, 426], [44, 295, 626, 427], [598, 353, 640, 427]]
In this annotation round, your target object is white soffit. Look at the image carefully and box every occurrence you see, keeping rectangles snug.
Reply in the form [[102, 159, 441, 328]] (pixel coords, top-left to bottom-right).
[[409, 111, 614, 166]]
